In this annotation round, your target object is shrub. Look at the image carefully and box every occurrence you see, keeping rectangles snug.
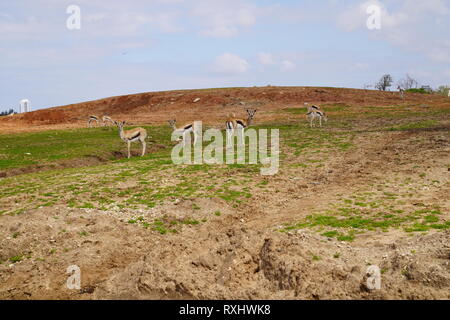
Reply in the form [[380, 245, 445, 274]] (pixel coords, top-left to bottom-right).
[[405, 88, 430, 94]]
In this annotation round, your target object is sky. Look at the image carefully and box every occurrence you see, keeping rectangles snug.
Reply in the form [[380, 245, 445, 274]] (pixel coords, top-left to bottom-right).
[[1, 0, 449, 111]]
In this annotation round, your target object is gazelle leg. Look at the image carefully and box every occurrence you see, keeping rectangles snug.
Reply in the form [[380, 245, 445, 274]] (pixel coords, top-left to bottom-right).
[[193, 131, 197, 146], [127, 141, 131, 159], [240, 128, 244, 145], [142, 140, 146, 157], [230, 129, 234, 147], [226, 130, 229, 147], [319, 117, 322, 127], [183, 131, 187, 146]]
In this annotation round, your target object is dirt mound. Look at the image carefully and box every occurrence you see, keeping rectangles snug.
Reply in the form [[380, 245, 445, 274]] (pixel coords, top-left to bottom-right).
[[2, 86, 448, 134], [92, 227, 450, 300]]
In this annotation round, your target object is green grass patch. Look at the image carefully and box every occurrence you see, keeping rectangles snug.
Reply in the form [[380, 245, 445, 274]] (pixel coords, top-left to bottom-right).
[[387, 120, 438, 131], [9, 255, 23, 263]]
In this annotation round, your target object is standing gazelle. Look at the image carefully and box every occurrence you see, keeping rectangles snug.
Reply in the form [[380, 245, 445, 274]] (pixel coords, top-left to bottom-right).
[[88, 115, 100, 128], [307, 109, 328, 128], [304, 102, 321, 113], [115, 121, 148, 158], [397, 86, 405, 99], [225, 109, 257, 146], [168, 120, 198, 145]]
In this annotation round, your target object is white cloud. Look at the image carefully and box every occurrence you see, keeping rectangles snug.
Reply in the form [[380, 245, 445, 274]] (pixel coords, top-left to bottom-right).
[[281, 60, 295, 72], [337, 0, 450, 63], [193, 0, 257, 37], [257, 52, 275, 65], [213, 53, 249, 74], [337, 0, 407, 31], [257, 53, 298, 72]]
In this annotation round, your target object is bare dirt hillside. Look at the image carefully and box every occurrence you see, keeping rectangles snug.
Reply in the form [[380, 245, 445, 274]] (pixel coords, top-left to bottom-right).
[[1, 86, 449, 133]]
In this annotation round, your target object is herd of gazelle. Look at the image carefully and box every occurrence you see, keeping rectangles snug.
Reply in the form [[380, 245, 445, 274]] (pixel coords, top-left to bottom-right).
[[87, 115, 114, 127], [87, 104, 327, 158]]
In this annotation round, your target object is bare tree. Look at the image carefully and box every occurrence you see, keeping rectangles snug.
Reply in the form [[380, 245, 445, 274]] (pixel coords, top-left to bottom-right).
[[375, 74, 393, 91], [398, 74, 419, 90]]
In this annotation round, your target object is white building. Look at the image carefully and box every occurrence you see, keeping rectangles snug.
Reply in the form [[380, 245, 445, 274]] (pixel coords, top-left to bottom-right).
[[19, 99, 31, 113]]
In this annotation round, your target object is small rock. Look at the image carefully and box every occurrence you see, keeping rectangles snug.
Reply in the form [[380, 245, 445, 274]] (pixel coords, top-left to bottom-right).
[[193, 98, 201, 103]]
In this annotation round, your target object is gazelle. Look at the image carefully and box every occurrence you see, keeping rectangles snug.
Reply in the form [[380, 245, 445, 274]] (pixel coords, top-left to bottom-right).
[[225, 109, 257, 146], [397, 86, 405, 99], [304, 102, 321, 113], [168, 120, 198, 145], [307, 109, 327, 128], [102, 115, 115, 126], [114, 121, 147, 158], [88, 115, 100, 128]]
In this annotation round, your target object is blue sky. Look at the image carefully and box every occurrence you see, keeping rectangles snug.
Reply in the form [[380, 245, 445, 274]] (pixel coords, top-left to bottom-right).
[[1, 0, 449, 111]]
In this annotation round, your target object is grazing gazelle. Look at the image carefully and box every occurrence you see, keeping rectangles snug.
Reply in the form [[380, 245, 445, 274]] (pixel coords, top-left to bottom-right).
[[307, 109, 328, 128], [88, 115, 100, 128], [102, 115, 115, 126], [168, 120, 198, 145], [225, 109, 257, 146], [114, 121, 147, 158]]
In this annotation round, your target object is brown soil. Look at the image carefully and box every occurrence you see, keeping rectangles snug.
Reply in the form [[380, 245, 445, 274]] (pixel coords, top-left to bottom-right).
[[1, 86, 448, 134]]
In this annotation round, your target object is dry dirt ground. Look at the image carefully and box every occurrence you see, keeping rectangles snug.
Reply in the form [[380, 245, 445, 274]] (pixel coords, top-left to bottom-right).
[[0, 86, 449, 299]]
